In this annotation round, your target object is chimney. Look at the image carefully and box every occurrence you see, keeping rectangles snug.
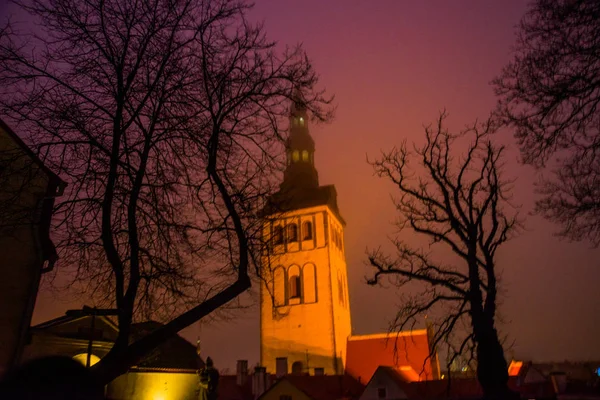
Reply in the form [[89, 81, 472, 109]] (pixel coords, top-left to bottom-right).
[[550, 372, 567, 394], [252, 366, 267, 400], [276, 357, 288, 377], [237, 360, 248, 386]]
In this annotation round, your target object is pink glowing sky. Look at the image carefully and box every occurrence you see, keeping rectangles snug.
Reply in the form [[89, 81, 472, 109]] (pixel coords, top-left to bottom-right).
[[4, 0, 600, 371]]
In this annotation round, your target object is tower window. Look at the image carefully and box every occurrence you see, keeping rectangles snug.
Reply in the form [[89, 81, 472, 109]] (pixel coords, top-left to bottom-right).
[[289, 275, 301, 299], [273, 226, 283, 245], [377, 387, 387, 399], [287, 223, 298, 242], [302, 221, 313, 241], [299, 117, 304, 126], [292, 150, 300, 162], [301, 150, 309, 162]]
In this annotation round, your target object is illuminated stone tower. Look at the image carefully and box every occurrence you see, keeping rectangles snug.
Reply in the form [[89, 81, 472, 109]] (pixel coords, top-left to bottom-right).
[[260, 96, 351, 376]]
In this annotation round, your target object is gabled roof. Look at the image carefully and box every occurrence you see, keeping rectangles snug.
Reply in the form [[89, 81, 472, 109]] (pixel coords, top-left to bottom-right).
[[32, 309, 119, 341], [130, 321, 203, 370], [345, 331, 432, 384], [31, 311, 202, 370], [261, 375, 364, 400], [0, 118, 64, 185], [371, 366, 419, 386]]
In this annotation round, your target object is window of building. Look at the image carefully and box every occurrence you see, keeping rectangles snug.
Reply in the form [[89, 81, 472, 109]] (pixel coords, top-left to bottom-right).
[[302, 221, 313, 240], [280, 395, 292, 400], [299, 117, 304, 126], [377, 387, 387, 399], [273, 226, 283, 245], [301, 150, 309, 162], [287, 223, 298, 242], [289, 275, 301, 299], [292, 150, 300, 162], [291, 361, 303, 375], [314, 367, 324, 376]]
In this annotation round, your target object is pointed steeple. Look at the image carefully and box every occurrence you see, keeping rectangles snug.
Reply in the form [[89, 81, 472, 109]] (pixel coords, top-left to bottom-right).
[[281, 92, 319, 191]]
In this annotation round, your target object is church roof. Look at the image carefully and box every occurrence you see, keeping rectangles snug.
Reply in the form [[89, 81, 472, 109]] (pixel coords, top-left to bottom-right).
[[345, 331, 432, 384], [262, 184, 345, 225]]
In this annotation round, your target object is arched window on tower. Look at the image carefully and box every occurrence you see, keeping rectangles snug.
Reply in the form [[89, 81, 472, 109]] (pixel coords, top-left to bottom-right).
[[287, 223, 298, 242], [292, 150, 300, 162], [289, 275, 301, 299], [301, 150, 309, 162], [288, 265, 301, 302], [273, 226, 283, 245], [302, 221, 313, 241], [298, 117, 305, 127]]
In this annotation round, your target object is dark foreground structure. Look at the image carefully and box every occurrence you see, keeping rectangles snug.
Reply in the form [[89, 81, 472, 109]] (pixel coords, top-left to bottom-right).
[[0, 356, 104, 399]]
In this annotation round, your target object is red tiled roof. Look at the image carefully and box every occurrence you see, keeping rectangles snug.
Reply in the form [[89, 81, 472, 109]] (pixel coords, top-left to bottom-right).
[[218, 375, 254, 400], [345, 331, 432, 384], [283, 374, 364, 400], [403, 377, 555, 400]]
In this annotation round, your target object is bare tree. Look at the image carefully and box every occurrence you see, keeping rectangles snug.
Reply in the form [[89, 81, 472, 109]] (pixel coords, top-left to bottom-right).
[[367, 112, 520, 400], [493, 0, 600, 245], [0, 0, 331, 383]]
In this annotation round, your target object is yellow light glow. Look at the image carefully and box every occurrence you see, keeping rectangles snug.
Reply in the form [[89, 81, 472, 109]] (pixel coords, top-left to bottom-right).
[[72, 353, 100, 367], [106, 371, 199, 400], [398, 365, 421, 382]]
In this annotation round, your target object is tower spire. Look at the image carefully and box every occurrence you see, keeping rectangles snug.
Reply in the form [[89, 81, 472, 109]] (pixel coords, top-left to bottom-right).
[[281, 92, 319, 191]]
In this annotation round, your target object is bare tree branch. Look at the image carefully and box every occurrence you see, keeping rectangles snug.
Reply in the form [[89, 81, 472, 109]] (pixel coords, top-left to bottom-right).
[[366, 111, 521, 399]]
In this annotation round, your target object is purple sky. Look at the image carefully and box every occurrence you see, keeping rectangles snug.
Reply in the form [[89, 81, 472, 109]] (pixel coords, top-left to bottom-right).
[[5, 0, 600, 371]]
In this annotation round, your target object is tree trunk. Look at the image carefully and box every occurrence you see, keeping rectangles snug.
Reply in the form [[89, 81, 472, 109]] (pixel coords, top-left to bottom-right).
[[475, 322, 519, 400]]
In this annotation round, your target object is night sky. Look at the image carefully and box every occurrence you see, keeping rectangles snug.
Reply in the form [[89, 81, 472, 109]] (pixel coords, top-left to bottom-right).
[[3, 0, 600, 372]]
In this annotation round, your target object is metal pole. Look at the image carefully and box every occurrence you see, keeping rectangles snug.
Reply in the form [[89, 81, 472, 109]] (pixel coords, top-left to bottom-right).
[[86, 308, 96, 368]]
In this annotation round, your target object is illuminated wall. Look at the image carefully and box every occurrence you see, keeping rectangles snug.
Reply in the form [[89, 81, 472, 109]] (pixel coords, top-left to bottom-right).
[[106, 370, 198, 400], [261, 204, 352, 375]]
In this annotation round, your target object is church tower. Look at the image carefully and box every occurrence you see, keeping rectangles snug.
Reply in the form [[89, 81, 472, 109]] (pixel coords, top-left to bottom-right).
[[260, 96, 352, 376]]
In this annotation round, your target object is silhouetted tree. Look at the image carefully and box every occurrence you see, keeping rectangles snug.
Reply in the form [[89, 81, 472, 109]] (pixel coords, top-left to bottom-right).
[[367, 112, 520, 400], [494, 0, 600, 245], [0, 0, 331, 383]]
